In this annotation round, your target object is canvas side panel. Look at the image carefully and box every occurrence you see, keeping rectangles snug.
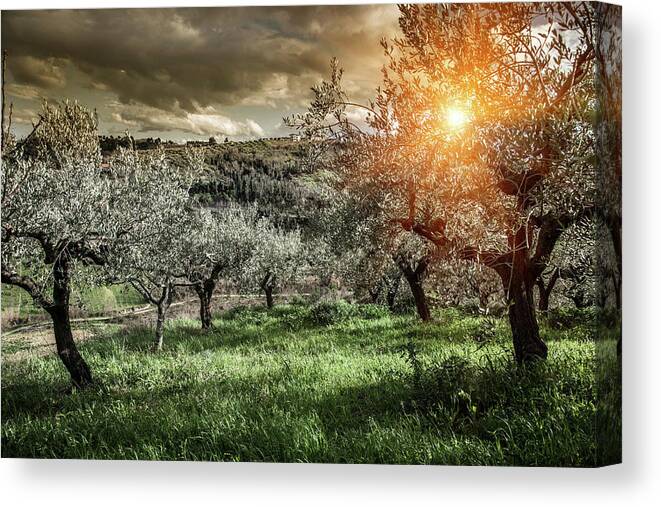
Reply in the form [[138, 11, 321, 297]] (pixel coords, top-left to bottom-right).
[[593, 1, 622, 467]]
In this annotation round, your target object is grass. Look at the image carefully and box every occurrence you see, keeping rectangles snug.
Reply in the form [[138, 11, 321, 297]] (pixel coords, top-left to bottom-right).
[[1, 303, 621, 466], [1, 283, 145, 326]]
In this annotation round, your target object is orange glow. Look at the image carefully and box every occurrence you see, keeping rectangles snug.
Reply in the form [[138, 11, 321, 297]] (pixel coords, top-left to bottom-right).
[[445, 106, 470, 130]]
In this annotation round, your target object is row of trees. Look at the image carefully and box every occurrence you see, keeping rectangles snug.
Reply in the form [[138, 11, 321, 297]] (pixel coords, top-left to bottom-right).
[[1, 101, 308, 386]]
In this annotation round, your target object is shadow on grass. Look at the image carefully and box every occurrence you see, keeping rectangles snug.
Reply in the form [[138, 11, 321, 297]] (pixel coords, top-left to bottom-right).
[[2, 343, 619, 466], [1, 378, 72, 420], [2, 360, 416, 462], [2, 304, 620, 464]]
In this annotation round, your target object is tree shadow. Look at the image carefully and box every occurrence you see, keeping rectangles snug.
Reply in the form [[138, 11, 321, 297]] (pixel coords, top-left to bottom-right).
[[1, 378, 73, 420]]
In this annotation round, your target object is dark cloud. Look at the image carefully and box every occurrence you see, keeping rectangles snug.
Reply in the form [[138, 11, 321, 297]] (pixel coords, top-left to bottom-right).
[[1, 5, 398, 117], [10, 55, 67, 89]]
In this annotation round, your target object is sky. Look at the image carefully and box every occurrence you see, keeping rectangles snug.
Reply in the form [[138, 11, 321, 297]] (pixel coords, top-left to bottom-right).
[[1, 4, 400, 141]]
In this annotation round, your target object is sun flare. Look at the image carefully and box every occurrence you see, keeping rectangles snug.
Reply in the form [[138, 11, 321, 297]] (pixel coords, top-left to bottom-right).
[[445, 106, 470, 130]]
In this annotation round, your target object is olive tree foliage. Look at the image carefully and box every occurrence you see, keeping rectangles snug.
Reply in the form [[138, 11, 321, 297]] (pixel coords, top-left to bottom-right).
[[312, 178, 437, 319], [540, 217, 617, 312], [288, 3, 617, 363], [183, 203, 259, 329], [0, 101, 169, 385], [104, 147, 202, 351], [429, 259, 504, 314], [307, 181, 387, 299], [243, 219, 306, 308], [541, 220, 594, 311]]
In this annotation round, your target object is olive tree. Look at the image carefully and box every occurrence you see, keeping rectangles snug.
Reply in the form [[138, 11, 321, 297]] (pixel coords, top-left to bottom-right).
[[313, 176, 435, 319], [540, 217, 618, 312], [429, 259, 504, 314], [0, 102, 164, 386], [105, 148, 200, 351], [289, 3, 616, 363], [245, 219, 305, 309], [184, 204, 258, 329]]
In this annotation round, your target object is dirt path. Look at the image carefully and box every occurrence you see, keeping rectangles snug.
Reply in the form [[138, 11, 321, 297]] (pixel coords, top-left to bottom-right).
[[1, 293, 303, 361]]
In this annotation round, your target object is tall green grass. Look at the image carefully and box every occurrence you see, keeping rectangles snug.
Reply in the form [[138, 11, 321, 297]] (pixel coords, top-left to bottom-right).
[[1, 304, 621, 466]]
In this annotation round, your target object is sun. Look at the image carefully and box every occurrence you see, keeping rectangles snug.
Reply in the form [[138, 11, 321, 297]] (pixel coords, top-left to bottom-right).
[[445, 106, 470, 130]]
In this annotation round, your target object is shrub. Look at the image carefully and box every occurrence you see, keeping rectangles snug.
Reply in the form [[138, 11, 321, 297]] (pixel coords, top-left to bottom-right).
[[288, 294, 309, 306], [308, 300, 388, 326], [223, 306, 270, 326], [81, 287, 118, 315], [309, 300, 357, 326]]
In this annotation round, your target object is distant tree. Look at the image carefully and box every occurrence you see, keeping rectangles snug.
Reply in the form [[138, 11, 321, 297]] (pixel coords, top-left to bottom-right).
[[245, 220, 305, 308], [209, 136, 217, 145], [429, 259, 504, 314], [540, 217, 617, 312], [184, 204, 258, 329], [364, 261, 402, 311]]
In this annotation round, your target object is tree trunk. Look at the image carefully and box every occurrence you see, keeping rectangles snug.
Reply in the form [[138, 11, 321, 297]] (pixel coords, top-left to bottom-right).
[[386, 274, 402, 311], [264, 285, 274, 309], [261, 272, 275, 309], [536, 267, 560, 315], [153, 285, 173, 351], [498, 224, 549, 364], [538, 289, 550, 314], [49, 255, 93, 388], [507, 280, 548, 363], [48, 305, 93, 388], [154, 303, 167, 351], [368, 283, 382, 304], [397, 255, 431, 322], [194, 281, 215, 330], [407, 277, 431, 321]]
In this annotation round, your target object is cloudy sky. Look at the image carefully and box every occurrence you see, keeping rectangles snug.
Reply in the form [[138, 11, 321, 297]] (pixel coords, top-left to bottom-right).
[[1, 4, 400, 140]]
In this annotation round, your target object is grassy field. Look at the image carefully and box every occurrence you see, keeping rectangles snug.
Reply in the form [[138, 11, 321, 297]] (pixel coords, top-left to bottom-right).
[[1, 302, 621, 466]]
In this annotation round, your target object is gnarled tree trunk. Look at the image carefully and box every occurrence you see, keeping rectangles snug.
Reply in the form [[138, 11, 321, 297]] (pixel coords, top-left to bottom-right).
[[407, 277, 430, 322], [397, 255, 431, 322], [261, 272, 275, 309], [49, 254, 93, 388], [194, 280, 216, 330], [506, 279, 548, 363], [502, 227, 548, 363]]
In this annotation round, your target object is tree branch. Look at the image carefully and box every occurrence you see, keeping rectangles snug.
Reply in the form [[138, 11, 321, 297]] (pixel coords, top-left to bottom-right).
[[1, 262, 53, 310]]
